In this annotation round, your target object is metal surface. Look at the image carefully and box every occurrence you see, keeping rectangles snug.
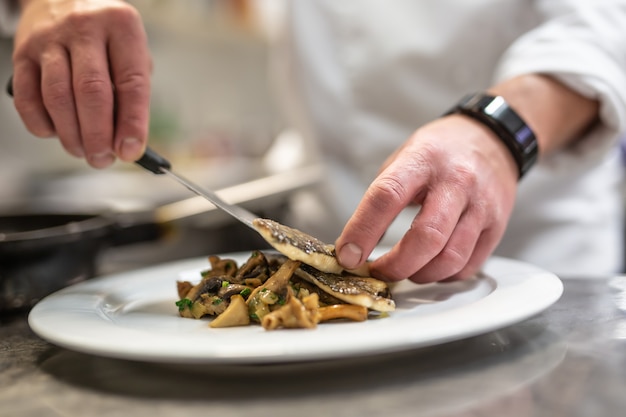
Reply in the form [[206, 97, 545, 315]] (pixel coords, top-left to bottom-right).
[[2, 275, 625, 417]]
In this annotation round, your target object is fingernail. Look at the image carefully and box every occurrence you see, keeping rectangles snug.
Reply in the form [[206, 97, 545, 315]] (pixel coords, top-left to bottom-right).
[[89, 152, 115, 168], [338, 243, 362, 269], [120, 137, 144, 161]]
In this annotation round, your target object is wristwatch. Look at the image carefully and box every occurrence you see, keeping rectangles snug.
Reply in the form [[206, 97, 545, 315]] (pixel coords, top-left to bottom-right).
[[446, 93, 539, 178]]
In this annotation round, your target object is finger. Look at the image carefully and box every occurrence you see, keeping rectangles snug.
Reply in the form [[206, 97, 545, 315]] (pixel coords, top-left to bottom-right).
[[71, 40, 115, 168], [451, 225, 504, 280], [12, 60, 55, 138], [39, 47, 85, 157], [369, 183, 468, 281], [108, 7, 151, 162], [405, 210, 482, 283], [336, 162, 430, 269]]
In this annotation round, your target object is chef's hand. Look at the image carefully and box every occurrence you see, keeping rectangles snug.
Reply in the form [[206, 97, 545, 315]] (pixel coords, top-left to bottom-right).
[[336, 114, 519, 283], [11, 0, 152, 168], [334, 74, 600, 283]]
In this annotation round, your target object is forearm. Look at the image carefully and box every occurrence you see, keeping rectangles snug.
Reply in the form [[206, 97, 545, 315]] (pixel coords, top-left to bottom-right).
[[488, 74, 600, 157]]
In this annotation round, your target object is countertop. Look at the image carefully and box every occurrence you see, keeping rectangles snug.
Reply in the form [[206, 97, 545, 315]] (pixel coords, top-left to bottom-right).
[[2, 274, 625, 417]]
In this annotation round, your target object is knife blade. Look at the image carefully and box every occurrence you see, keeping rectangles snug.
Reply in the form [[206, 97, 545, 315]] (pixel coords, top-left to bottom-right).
[[135, 147, 258, 230]]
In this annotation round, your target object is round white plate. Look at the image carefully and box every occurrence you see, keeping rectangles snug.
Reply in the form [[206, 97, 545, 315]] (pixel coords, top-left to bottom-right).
[[28, 251, 563, 364]]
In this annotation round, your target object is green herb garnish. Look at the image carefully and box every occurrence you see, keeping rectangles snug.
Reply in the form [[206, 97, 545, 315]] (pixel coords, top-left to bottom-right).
[[175, 298, 193, 311], [240, 288, 252, 297], [212, 297, 224, 305], [221, 280, 230, 288]]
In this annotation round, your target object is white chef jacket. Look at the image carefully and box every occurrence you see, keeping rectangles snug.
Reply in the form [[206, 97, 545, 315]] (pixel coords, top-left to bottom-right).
[[272, 0, 626, 277]]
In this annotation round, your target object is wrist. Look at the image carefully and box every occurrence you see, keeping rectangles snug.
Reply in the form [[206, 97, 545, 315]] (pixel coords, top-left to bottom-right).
[[445, 93, 539, 179], [488, 75, 600, 154]]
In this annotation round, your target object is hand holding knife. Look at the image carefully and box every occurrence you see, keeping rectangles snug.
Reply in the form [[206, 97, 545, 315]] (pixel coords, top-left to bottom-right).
[[6, 75, 258, 231]]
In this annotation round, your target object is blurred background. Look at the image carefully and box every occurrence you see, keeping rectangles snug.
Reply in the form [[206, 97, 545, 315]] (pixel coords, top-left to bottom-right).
[[0, 0, 322, 310]]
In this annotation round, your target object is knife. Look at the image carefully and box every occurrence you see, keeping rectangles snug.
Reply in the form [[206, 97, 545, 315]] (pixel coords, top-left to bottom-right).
[[135, 148, 258, 230], [6, 76, 259, 231]]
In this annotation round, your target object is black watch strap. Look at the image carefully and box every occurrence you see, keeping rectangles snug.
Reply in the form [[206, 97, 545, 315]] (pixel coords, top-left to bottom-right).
[[446, 93, 538, 178]]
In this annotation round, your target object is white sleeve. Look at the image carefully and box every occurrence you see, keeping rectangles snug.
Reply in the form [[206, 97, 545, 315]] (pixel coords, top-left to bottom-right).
[[0, 0, 18, 37], [493, 0, 626, 151]]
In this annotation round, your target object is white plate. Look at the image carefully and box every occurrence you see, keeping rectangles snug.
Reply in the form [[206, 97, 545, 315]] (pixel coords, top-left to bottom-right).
[[28, 251, 563, 364]]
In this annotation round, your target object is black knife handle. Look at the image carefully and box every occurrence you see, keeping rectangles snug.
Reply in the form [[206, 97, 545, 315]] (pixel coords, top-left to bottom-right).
[[6, 75, 13, 97], [135, 146, 171, 174], [6, 74, 168, 175]]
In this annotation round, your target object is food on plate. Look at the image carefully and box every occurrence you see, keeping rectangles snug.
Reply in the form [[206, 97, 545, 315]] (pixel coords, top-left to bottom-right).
[[175, 251, 395, 330], [252, 218, 370, 276], [294, 263, 395, 312]]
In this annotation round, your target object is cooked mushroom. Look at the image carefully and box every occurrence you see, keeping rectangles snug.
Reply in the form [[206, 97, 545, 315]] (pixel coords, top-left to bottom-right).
[[209, 295, 250, 328], [174, 249, 395, 330], [204, 256, 238, 278], [182, 276, 223, 302], [318, 304, 369, 322], [218, 283, 252, 300], [233, 250, 270, 284], [247, 259, 300, 322], [177, 281, 193, 299], [191, 294, 228, 318], [261, 290, 321, 330]]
